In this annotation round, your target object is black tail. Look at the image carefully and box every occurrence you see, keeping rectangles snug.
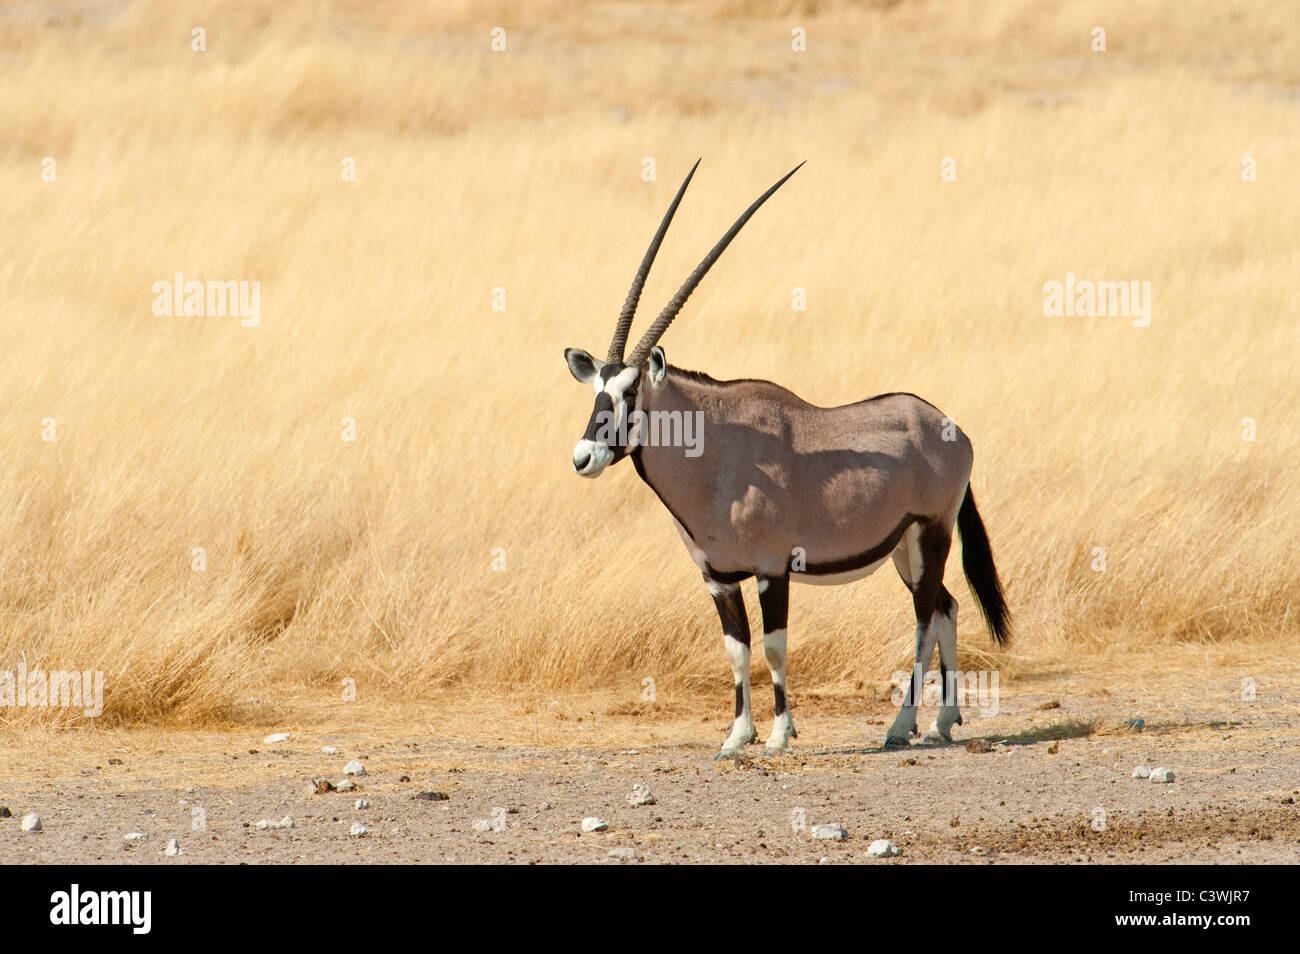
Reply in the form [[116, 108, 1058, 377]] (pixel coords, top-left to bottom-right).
[[956, 487, 1011, 646]]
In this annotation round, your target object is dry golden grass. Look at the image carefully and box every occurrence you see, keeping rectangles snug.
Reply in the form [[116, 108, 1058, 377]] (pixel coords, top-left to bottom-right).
[[0, 0, 1297, 728]]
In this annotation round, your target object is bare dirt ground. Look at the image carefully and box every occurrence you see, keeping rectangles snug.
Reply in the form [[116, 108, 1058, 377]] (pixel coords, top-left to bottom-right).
[[2, 657, 1298, 864]]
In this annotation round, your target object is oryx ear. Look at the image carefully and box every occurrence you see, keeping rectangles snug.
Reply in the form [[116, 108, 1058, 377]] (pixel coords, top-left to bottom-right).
[[564, 348, 603, 384], [647, 346, 668, 389]]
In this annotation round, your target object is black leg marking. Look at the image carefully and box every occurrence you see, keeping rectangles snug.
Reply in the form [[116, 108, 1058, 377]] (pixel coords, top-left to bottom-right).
[[935, 583, 957, 709], [710, 583, 750, 648], [902, 522, 953, 708]]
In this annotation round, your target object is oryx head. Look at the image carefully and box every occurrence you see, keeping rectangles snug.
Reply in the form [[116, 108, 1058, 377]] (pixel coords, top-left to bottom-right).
[[565, 159, 803, 478]]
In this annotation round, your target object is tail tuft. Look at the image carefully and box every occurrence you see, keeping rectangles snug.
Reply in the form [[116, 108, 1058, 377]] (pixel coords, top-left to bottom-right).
[[956, 488, 1011, 646]]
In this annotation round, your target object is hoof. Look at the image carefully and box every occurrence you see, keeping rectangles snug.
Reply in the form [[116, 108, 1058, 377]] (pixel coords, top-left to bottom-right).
[[922, 731, 952, 744], [883, 735, 911, 748], [714, 749, 744, 761], [762, 747, 792, 758]]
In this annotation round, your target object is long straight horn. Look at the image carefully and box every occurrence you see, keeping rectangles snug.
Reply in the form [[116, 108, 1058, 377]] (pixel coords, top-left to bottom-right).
[[607, 159, 701, 364], [627, 161, 805, 367]]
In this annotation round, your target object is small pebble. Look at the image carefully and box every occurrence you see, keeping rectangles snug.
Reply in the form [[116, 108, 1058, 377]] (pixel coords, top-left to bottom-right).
[[626, 784, 656, 806], [354, 799, 371, 810], [350, 822, 368, 837], [336, 779, 356, 792], [866, 839, 900, 858], [263, 732, 291, 744], [581, 817, 609, 832], [1150, 767, 1175, 783], [608, 846, 638, 861], [123, 832, 148, 842], [163, 839, 183, 856], [254, 816, 294, 830], [322, 746, 340, 756], [1132, 765, 1152, 778], [20, 813, 41, 832], [344, 760, 367, 776], [811, 822, 846, 840]]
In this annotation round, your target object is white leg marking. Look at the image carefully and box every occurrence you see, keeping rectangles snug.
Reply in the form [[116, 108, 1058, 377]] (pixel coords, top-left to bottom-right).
[[721, 634, 755, 753], [762, 628, 795, 751], [924, 598, 962, 742], [907, 527, 925, 585]]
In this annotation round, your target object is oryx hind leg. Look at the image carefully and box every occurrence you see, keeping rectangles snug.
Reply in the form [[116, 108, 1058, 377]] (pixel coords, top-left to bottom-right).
[[885, 521, 953, 747], [708, 577, 757, 758], [923, 585, 962, 743]]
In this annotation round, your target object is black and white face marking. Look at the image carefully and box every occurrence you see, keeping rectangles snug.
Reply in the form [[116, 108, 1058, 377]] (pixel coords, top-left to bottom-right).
[[564, 348, 642, 478]]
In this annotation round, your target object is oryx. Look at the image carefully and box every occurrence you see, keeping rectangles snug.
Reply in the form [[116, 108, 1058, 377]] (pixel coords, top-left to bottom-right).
[[565, 161, 1011, 757]]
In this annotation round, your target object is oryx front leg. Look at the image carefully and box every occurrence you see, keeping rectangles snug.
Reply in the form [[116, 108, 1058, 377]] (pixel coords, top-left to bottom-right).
[[709, 579, 756, 758], [923, 586, 962, 743], [758, 574, 795, 755]]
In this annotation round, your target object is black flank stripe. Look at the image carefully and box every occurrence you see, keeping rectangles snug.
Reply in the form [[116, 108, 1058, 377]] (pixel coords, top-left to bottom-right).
[[800, 513, 920, 576]]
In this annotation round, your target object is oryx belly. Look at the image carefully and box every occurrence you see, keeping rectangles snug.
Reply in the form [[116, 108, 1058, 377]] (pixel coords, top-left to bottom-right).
[[792, 554, 890, 586]]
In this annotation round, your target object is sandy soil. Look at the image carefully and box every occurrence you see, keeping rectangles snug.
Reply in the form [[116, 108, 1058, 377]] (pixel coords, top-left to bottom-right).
[[2, 665, 1298, 864]]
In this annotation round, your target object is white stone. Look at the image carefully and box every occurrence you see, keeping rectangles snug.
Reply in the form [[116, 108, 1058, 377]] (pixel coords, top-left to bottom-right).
[[1132, 765, 1152, 778], [812, 822, 847, 840], [336, 779, 356, 792], [123, 832, 148, 841], [350, 822, 368, 837], [343, 760, 367, 776], [354, 799, 371, 810], [163, 839, 183, 856], [255, 816, 294, 830], [608, 846, 638, 860], [322, 746, 340, 756], [626, 784, 656, 806], [1150, 767, 1175, 783], [866, 838, 900, 857], [263, 732, 291, 744], [20, 813, 41, 832], [581, 817, 609, 832]]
